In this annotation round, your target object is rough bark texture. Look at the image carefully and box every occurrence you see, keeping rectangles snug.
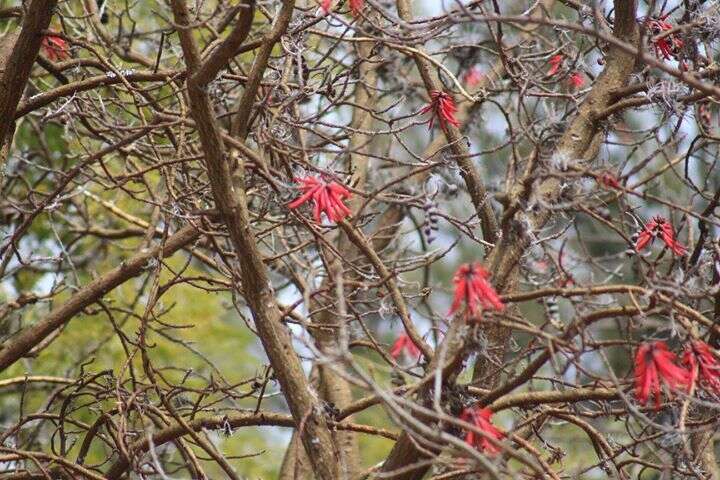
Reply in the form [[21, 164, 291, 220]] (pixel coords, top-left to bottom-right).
[[169, 1, 340, 478], [0, 0, 56, 168]]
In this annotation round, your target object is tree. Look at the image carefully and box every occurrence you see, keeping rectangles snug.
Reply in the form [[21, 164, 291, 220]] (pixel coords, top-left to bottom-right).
[[1, 0, 720, 478]]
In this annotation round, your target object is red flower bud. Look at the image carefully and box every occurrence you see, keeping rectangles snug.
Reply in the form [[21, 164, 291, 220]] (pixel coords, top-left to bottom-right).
[[42, 35, 70, 62], [547, 54, 563, 76], [389, 333, 421, 361], [634, 216, 686, 256]]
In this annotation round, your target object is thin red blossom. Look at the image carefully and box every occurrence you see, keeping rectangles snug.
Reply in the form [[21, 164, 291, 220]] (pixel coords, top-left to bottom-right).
[[635, 216, 686, 256], [459, 406, 504, 455], [349, 0, 363, 15], [288, 175, 352, 223], [547, 54, 563, 76], [42, 35, 70, 62], [568, 71, 584, 89], [389, 333, 421, 361], [420, 91, 460, 130], [646, 18, 684, 62], [597, 171, 621, 190], [449, 262, 504, 318], [462, 66, 483, 89], [320, 0, 332, 13], [635, 341, 691, 409], [682, 341, 720, 394]]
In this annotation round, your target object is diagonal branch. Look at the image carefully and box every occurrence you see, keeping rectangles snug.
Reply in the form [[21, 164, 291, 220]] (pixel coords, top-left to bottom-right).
[[394, 0, 498, 245], [230, 0, 294, 139], [0, 225, 201, 373], [169, 1, 339, 479], [192, 0, 255, 87]]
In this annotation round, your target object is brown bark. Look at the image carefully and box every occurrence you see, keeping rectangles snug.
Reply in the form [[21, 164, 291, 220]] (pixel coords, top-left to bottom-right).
[[0, 0, 56, 169], [169, 1, 340, 478]]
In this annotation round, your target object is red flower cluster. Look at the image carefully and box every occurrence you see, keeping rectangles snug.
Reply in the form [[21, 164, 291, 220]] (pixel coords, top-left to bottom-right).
[[389, 333, 421, 361], [597, 171, 621, 190], [421, 91, 460, 130], [463, 66, 483, 89], [646, 18, 684, 63], [449, 263, 504, 318], [41, 35, 70, 62], [349, 0, 363, 15], [547, 54, 563, 76], [634, 216, 686, 256], [459, 406, 504, 455], [320, 0, 332, 13], [568, 71, 585, 89], [288, 175, 352, 223], [635, 341, 691, 409], [683, 341, 720, 394]]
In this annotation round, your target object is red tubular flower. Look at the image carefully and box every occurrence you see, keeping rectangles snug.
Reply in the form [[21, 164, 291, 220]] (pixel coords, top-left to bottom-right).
[[646, 18, 684, 61], [597, 171, 621, 190], [547, 54, 563, 76], [389, 333, 421, 360], [320, 0, 332, 13], [449, 262, 504, 318], [42, 35, 70, 62], [420, 91, 460, 130], [460, 406, 504, 455], [462, 66, 483, 89], [349, 0, 363, 15], [634, 216, 686, 256], [683, 341, 720, 394], [568, 71, 584, 89], [635, 341, 691, 409], [288, 175, 352, 223]]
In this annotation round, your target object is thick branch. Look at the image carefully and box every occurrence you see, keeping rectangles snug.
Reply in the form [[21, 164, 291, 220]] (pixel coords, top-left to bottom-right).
[[170, 1, 339, 479], [193, 0, 255, 86], [0, 0, 57, 168], [0, 225, 200, 372]]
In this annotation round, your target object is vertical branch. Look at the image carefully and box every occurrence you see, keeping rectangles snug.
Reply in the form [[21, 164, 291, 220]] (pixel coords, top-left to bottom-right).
[[313, 35, 379, 478], [395, 0, 498, 246], [169, 1, 339, 479], [230, 0, 295, 139], [0, 0, 57, 168]]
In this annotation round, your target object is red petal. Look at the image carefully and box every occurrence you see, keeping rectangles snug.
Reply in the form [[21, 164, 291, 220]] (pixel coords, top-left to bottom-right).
[[635, 230, 653, 251], [449, 277, 467, 315], [288, 187, 317, 209], [389, 336, 406, 359]]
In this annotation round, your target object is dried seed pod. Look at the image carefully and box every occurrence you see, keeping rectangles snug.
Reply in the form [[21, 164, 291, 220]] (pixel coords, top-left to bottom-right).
[[544, 296, 562, 328], [422, 198, 439, 244], [626, 231, 640, 257]]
